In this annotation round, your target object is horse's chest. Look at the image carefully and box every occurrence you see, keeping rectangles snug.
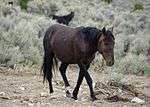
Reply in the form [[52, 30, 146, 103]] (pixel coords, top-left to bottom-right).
[[74, 43, 96, 63], [79, 51, 95, 63]]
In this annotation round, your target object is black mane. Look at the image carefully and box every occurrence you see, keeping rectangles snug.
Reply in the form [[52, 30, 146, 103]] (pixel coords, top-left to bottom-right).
[[106, 30, 115, 40], [81, 27, 101, 43]]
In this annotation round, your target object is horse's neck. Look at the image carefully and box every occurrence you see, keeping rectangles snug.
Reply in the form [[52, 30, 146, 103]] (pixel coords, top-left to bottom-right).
[[89, 42, 98, 54]]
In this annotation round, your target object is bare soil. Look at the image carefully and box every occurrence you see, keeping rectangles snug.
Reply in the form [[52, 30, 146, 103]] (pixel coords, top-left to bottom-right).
[[0, 67, 150, 107]]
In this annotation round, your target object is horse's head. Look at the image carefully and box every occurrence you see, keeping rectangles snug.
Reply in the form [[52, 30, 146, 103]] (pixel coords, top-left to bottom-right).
[[70, 11, 75, 18], [98, 27, 115, 66]]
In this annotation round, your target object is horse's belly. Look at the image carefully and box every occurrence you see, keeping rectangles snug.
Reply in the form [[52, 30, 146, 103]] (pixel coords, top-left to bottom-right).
[[53, 46, 81, 64], [54, 48, 95, 64]]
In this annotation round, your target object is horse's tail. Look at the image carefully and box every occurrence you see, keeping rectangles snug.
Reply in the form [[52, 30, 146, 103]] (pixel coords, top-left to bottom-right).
[[41, 27, 57, 93], [52, 56, 59, 83]]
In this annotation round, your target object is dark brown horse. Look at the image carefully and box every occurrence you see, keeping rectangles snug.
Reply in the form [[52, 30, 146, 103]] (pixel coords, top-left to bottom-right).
[[41, 24, 115, 101], [52, 12, 74, 25]]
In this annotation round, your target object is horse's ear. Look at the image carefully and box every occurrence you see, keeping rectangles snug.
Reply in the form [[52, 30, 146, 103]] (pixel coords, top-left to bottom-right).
[[102, 27, 106, 34], [96, 30, 102, 39], [71, 11, 74, 15], [109, 26, 114, 32]]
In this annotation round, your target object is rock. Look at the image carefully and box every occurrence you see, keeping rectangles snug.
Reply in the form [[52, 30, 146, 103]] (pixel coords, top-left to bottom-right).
[[131, 97, 145, 104], [75, 100, 79, 102], [0, 96, 10, 100], [0, 92, 5, 96], [40, 92, 48, 97], [19, 86, 25, 91], [28, 103, 34, 106]]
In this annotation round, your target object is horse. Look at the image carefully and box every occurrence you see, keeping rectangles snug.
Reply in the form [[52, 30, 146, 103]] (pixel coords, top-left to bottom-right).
[[41, 24, 115, 101], [52, 12, 74, 25]]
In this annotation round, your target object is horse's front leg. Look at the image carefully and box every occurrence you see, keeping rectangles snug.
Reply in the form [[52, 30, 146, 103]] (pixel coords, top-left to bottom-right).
[[72, 64, 91, 100], [79, 64, 97, 101], [59, 63, 71, 97]]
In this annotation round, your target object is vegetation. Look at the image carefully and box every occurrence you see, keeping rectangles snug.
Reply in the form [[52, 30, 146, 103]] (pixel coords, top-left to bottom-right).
[[0, 0, 149, 77], [18, 0, 29, 10], [133, 3, 144, 11], [101, 0, 112, 4]]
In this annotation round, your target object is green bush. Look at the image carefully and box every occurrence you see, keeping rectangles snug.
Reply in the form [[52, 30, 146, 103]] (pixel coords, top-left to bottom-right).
[[101, 0, 112, 4], [144, 66, 150, 76], [27, 1, 58, 16], [133, 3, 144, 11], [0, 0, 149, 74], [19, 0, 29, 10], [0, 13, 56, 68]]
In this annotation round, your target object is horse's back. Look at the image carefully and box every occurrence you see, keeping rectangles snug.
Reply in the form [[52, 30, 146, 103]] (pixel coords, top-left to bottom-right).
[[49, 24, 81, 42], [47, 24, 83, 63], [50, 24, 81, 33]]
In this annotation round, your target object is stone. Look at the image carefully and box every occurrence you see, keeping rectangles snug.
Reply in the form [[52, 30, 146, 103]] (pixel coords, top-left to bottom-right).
[[19, 86, 25, 91], [0, 92, 5, 96], [40, 92, 48, 97], [131, 97, 145, 104]]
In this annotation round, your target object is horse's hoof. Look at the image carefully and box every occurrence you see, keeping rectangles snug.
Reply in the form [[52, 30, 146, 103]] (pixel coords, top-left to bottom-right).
[[50, 90, 54, 94], [71, 96, 77, 100], [72, 92, 78, 100], [91, 95, 97, 101], [92, 97, 97, 101], [66, 90, 71, 98]]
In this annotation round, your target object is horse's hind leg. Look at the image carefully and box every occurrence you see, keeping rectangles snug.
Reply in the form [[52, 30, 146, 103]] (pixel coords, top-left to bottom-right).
[[59, 63, 71, 97]]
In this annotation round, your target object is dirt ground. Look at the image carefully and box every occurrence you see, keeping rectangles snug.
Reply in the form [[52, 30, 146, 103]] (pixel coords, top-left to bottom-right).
[[0, 67, 150, 107]]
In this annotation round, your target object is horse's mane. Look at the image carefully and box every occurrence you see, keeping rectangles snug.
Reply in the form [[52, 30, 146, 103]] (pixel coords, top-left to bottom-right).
[[80, 27, 101, 43], [106, 30, 115, 40]]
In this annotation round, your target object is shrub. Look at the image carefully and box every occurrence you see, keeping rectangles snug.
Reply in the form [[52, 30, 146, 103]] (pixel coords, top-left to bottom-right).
[[0, 12, 56, 68], [0, 0, 149, 75], [130, 36, 149, 55], [103, 53, 149, 75], [133, 3, 144, 11], [101, 0, 112, 4], [144, 66, 150, 76], [18, 0, 29, 10], [27, 0, 58, 16]]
